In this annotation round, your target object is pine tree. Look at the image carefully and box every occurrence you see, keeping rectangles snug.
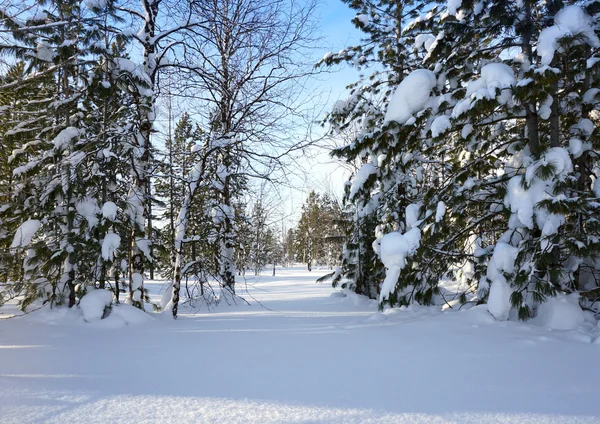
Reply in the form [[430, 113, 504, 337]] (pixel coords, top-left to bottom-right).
[[326, 0, 600, 320], [319, 0, 434, 298], [368, 0, 600, 317], [0, 0, 140, 310]]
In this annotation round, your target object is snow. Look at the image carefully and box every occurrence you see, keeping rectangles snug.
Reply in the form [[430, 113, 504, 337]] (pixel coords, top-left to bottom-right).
[[466, 63, 515, 104], [535, 293, 585, 331], [1, 268, 600, 423], [414, 34, 436, 51], [582, 88, 599, 104], [131, 273, 143, 292], [349, 163, 377, 199], [101, 232, 121, 261], [76, 197, 99, 228], [379, 229, 421, 302], [430, 115, 451, 137], [461, 123, 473, 138], [486, 242, 519, 320], [575, 118, 594, 137], [537, 5, 600, 65], [113, 58, 151, 85], [109, 303, 153, 325], [384, 69, 436, 124], [435, 201, 446, 222], [405, 203, 422, 228], [52, 127, 79, 151], [538, 95, 553, 120], [83, 0, 107, 10], [136, 238, 152, 261], [101, 201, 117, 221], [447, 0, 462, 15], [355, 14, 369, 26], [79, 289, 113, 322], [506, 148, 573, 230], [568, 138, 585, 158], [36, 42, 54, 62], [594, 177, 600, 198], [29, 11, 47, 21], [10, 219, 41, 248]]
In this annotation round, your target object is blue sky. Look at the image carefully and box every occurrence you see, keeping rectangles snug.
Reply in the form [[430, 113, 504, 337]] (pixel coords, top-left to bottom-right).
[[281, 0, 363, 219]]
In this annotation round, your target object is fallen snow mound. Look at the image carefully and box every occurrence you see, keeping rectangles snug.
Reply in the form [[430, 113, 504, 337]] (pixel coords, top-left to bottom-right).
[[79, 290, 114, 322], [535, 293, 585, 330], [110, 303, 153, 325]]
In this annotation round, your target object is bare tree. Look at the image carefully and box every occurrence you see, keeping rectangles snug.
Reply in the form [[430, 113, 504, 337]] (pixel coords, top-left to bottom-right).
[[165, 0, 320, 316], [117, 0, 208, 307]]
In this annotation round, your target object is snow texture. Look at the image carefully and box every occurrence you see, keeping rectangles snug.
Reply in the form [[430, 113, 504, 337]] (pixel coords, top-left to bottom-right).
[[1, 268, 600, 423], [109, 303, 152, 325], [29, 11, 47, 21], [447, 0, 462, 15], [582, 88, 599, 104], [536, 293, 585, 330], [537, 6, 600, 65], [136, 238, 152, 261], [355, 14, 369, 26], [11, 220, 41, 248], [506, 147, 572, 230], [83, 0, 107, 10], [538, 95, 553, 120], [467, 63, 515, 103], [36, 42, 54, 62], [131, 273, 143, 292], [76, 197, 99, 228], [414, 34, 436, 51], [486, 242, 518, 320], [79, 289, 113, 322], [113, 58, 151, 85], [452, 63, 516, 118], [101, 232, 121, 261], [101, 201, 117, 221], [349, 163, 377, 199], [384, 69, 436, 124], [435, 201, 446, 222], [431, 115, 451, 137], [52, 127, 79, 151], [406, 203, 422, 228], [379, 229, 421, 302]]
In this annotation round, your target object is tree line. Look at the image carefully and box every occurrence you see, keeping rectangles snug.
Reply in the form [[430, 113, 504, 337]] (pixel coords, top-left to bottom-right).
[[2, 0, 600, 323], [0, 0, 317, 317], [319, 0, 600, 320]]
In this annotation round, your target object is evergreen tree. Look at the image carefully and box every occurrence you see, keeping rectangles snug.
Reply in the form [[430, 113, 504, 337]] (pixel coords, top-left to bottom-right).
[[0, 0, 139, 310], [326, 0, 600, 320], [319, 0, 434, 297], [295, 191, 344, 271]]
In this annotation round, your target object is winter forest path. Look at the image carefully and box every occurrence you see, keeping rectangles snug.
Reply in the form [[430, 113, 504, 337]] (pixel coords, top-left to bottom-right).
[[1, 267, 600, 423]]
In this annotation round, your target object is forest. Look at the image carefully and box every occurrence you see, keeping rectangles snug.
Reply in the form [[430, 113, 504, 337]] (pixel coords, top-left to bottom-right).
[[2, 0, 600, 422], [1, 0, 600, 328]]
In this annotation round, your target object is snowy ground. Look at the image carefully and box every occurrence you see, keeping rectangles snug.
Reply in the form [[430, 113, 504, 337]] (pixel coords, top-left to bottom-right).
[[1, 267, 600, 423]]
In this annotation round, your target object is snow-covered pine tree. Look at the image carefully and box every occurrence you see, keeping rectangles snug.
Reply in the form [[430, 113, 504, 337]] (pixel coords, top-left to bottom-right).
[[387, 0, 600, 318], [0, 62, 55, 300], [378, 0, 523, 307], [319, 0, 435, 299], [249, 200, 269, 276], [0, 0, 140, 310], [234, 200, 253, 276], [81, 24, 140, 300]]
